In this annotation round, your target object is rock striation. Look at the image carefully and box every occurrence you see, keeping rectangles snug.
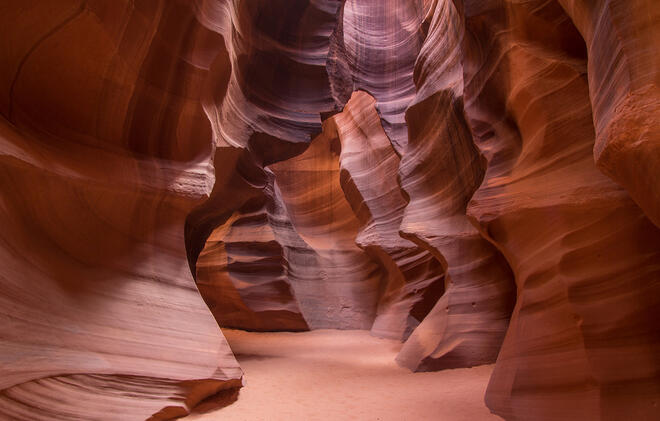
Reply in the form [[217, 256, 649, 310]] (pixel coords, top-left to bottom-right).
[[196, 196, 309, 332], [458, 1, 660, 419], [557, 0, 660, 229], [0, 1, 242, 419], [1, 0, 659, 420], [395, 0, 516, 371], [333, 91, 447, 341]]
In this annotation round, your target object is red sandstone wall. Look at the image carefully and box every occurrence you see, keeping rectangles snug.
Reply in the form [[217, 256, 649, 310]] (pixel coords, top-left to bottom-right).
[[1, 1, 659, 420]]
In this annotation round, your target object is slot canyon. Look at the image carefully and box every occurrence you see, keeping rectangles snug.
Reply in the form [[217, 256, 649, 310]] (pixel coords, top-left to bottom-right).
[[0, 0, 659, 420]]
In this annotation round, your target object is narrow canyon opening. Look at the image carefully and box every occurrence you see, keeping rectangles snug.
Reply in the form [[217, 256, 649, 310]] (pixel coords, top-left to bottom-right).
[[2, 1, 660, 420], [183, 89, 515, 420]]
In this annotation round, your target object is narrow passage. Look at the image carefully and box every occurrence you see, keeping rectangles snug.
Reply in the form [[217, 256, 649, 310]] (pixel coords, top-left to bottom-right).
[[185, 329, 502, 421]]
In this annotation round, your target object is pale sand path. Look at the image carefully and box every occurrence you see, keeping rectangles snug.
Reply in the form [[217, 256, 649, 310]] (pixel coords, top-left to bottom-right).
[[184, 329, 503, 421]]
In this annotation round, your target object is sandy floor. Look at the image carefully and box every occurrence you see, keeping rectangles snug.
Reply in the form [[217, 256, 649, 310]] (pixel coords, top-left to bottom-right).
[[185, 329, 502, 421]]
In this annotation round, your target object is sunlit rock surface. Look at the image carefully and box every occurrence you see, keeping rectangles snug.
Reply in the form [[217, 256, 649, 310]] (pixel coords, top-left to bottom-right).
[[333, 91, 447, 341], [1, 0, 659, 420], [395, 0, 516, 371]]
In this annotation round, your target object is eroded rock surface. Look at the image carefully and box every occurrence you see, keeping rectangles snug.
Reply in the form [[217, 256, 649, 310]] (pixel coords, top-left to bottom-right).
[[2, 0, 659, 420], [459, 0, 660, 419], [333, 91, 447, 341], [395, 0, 516, 371], [0, 1, 242, 419]]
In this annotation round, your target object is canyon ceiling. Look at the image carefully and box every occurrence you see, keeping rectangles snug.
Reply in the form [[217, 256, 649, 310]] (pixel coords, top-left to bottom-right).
[[0, 0, 659, 420]]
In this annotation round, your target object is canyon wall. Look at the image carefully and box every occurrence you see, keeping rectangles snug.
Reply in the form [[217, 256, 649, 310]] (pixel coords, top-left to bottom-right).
[[0, 1, 242, 419], [1, 0, 659, 420], [459, 1, 660, 419]]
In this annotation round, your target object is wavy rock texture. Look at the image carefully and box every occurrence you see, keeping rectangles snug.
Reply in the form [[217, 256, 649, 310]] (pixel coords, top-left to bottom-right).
[[393, 0, 516, 372], [191, 88, 464, 338], [2, 0, 660, 420], [0, 1, 242, 419], [331, 91, 446, 340], [185, 1, 355, 332], [459, 0, 660, 419], [557, 0, 660, 228], [197, 0, 343, 148], [327, 0, 426, 152], [196, 195, 309, 331], [269, 129, 384, 329]]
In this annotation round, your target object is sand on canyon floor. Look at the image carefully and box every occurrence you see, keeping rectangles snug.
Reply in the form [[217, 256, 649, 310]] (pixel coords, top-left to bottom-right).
[[184, 329, 502, 421]]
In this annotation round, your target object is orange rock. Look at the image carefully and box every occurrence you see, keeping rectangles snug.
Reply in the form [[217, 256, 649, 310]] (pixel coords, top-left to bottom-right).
[[2, 0, 659, 420]]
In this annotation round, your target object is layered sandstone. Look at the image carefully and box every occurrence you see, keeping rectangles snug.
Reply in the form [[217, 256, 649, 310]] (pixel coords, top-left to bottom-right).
[[459, 0, 660, 419], [557, 0, 660, 228], [333, 91, 447, 341], [1, 0, 659, 420], [195, 197, 309, 331], [0, 1, 242, 419], [395, 0, 516, 371]]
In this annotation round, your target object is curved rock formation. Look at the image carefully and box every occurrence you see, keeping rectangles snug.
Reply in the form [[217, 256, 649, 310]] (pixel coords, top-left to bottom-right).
[[269, 128, 383, 329], [327, 0, 426, 152], [0, 1, 241, 419], [459, 0, 660, 419], [198, 0, 343, 148], [557, 0, 660, 228], [394, 0, 516, 371], [332, 91, 447, 340], [196, 196, 309, 331], [2, 0, 660, 420]]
